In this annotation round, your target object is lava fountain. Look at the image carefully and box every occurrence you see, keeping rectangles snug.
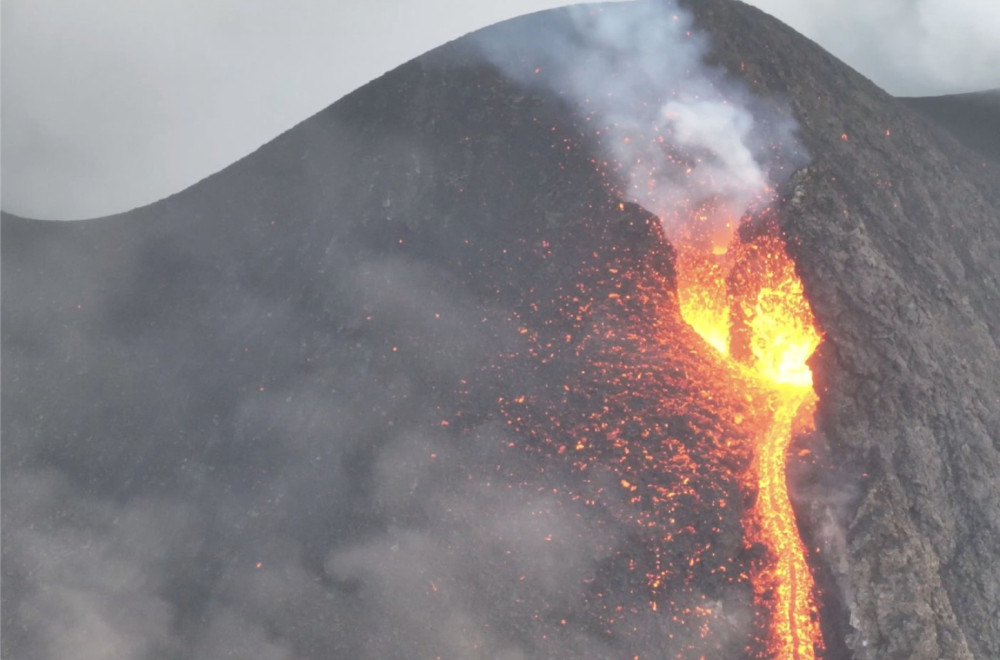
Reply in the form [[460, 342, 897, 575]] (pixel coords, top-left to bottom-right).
[[677, 228, 824, 659]]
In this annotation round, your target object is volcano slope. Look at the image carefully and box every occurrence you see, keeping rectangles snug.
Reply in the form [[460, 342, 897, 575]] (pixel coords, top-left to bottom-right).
[[4, 1, 1000, 659], [901, 89, 1000, 164]]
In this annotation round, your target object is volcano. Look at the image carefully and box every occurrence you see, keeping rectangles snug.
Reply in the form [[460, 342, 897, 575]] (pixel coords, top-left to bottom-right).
[[4, 1, 1000, 659]]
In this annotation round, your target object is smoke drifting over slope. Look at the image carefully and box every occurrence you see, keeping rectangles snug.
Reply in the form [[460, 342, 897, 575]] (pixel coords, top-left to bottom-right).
[[2, 227, 624, 659], [475, 1, 805, 246]]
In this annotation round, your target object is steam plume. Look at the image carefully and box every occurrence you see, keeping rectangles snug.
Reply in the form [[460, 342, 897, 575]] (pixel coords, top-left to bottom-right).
[[475, 0, 805, 246]]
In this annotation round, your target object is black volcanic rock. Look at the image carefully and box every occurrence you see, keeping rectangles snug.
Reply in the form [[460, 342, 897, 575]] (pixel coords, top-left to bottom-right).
[[4, 1, 1000, 659]]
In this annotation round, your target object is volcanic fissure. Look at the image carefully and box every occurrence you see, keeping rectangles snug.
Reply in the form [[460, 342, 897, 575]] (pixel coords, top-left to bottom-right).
[[676, 225, 824, 659], [491, 201, 829, 657], [471, 5, 836, 654]]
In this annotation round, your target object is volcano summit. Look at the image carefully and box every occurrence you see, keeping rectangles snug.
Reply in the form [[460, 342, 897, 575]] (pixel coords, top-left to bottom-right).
[[4, 1, 1000, 659]]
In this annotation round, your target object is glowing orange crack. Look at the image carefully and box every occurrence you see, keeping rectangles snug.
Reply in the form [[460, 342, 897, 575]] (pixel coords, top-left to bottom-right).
[[676, 233, 823, 659], [755, 388, 820, 660]]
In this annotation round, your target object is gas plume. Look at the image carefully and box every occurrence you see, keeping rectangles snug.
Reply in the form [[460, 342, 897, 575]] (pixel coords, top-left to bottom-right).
[[474, 0, 806, 247]]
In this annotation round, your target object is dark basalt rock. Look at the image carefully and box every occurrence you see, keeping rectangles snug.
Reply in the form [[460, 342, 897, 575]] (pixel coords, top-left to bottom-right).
[[4, 1, 999, 659]]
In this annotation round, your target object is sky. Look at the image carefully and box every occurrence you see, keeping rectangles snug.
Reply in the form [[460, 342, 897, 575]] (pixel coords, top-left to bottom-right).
[[2, 0, 999, 220]]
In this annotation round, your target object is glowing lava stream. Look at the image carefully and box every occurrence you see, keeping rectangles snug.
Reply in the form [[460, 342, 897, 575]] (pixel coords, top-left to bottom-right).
[[756, 389, 819, 660], [677, 236, 823, 659]]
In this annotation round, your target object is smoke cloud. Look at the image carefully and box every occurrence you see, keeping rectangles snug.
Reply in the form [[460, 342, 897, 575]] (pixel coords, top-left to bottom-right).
[[474, 1, 805, 247], [1, 233, 610, 659]]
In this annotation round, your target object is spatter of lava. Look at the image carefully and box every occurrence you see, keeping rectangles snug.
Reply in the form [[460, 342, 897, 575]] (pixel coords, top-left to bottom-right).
[[470, 208, 823, 658]]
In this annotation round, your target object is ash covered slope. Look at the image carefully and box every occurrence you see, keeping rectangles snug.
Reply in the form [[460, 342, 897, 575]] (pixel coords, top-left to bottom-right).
[[683, 1, 1000, 657], [0, 58, 622, 660], [3, 10, 753, 659], [4, 2, 1000, 660], [901, 89, 1000, 164]]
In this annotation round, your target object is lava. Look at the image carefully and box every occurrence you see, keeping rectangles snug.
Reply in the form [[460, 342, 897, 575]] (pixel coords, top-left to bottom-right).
[[677, 230, 824, 659], [478, 204, 824, 657]]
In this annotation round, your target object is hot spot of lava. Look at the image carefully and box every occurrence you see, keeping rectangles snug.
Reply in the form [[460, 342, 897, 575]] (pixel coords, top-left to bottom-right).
[[680, 226, 824, 659], [466, 204, 824, 658]]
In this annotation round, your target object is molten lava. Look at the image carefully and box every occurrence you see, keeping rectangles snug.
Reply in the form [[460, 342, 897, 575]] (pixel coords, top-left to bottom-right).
[[481, 206, 824, 657], [678, 232, 823, 659]]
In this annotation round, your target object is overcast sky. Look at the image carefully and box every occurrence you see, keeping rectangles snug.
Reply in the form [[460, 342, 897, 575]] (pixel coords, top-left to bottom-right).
[[2, 0, 998, 220]]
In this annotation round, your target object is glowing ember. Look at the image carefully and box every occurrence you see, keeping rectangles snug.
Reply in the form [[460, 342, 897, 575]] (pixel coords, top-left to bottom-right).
[[678, 229, 823, 659]]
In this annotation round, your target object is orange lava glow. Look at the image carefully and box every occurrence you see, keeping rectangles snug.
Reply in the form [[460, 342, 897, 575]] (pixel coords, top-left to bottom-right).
[[677, 232, 823, 659], [477, 204, 825, 657]]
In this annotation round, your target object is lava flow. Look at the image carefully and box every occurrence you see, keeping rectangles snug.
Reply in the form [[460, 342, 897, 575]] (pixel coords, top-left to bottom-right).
[[677, 231, 824, 659], [482, 205, 825, 657]]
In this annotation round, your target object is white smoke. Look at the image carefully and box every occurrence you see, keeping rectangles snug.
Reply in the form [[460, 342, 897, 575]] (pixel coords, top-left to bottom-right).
[[475, 0, 804, 246]]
